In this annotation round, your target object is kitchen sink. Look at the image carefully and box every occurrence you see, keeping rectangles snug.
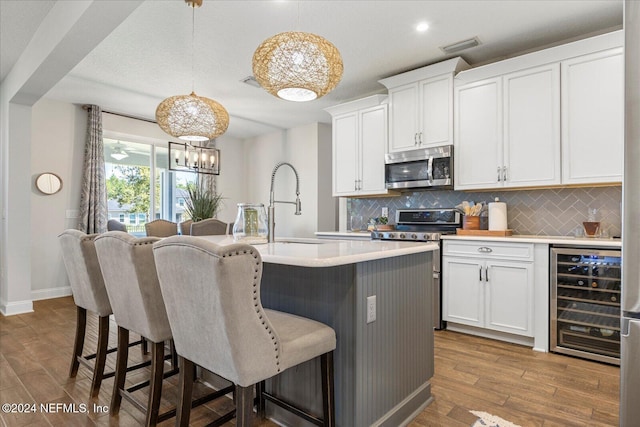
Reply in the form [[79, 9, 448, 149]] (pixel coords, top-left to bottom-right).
[[275, 238, 329, 245]]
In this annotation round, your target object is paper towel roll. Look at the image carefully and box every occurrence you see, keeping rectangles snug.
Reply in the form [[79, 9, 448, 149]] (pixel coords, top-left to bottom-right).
[[488, 199, 508, 231]]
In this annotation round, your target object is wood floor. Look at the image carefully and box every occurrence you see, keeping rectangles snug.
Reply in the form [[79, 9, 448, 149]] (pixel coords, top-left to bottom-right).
[[0, 297, 619, 427]]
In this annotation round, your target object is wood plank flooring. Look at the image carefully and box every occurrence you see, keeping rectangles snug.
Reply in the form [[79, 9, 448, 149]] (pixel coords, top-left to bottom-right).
[[0, 297, 619, 427]]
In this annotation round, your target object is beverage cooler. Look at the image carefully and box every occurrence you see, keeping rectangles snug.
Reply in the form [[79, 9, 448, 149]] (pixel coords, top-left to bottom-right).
[[550, 246, 622, 365]]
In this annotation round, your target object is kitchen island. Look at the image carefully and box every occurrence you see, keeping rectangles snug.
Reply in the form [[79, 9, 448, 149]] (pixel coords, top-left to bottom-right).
[[197, 236, 437, 427]]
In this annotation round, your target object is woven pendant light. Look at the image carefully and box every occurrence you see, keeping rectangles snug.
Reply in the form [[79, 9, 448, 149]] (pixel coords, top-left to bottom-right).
[[156, 92, 228, 141], [156, 0, 229, 141], [252, 31, 343, 102]]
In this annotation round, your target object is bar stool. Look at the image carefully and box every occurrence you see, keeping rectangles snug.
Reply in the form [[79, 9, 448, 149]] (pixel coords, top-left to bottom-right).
[[59, 230, 115, 398], [94, 231, 177, 426], [153, 236, 336, 427]]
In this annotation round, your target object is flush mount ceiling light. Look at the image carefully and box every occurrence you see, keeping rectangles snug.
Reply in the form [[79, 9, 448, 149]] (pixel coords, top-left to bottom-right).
[[252, 31, 344, 102], [111, 142, 129, 161], [155, 0, 229, 141]]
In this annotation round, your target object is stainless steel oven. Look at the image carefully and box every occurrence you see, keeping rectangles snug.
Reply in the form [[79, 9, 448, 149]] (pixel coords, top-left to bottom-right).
[[371, 208, 462, 329], [385, 145, 453, 190]]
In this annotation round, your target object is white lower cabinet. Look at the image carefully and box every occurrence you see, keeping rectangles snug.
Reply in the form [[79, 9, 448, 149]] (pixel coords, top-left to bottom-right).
[[443, 240, 534, 337]]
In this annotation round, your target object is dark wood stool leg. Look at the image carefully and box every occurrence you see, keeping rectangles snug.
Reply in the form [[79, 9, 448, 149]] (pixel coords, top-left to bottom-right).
[[111, 327, 129, 414], [176, 356, 195, 427], [145, 341, 165, 427], [89, 315, 110, 397], [256, 380, 266, 419], [69, 306, 86, 378], [235, 385, 254, 427], [169, 340, 178, 370], [321, 351, 335, 427], [141, 338, 148, 356]]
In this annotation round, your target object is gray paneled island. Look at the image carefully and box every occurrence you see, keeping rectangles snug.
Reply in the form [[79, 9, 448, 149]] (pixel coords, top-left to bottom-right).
[[198, 236, 437, 427]]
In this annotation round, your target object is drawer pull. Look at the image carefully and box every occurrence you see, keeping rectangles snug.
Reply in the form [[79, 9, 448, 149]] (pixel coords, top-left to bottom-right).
[[479, 266, 483, 281], [477, 247, 493, 253]]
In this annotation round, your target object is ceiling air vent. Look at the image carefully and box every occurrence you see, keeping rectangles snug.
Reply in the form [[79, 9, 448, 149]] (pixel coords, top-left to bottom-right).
[[241, 76, 262, 88], [440, 37, 481, 54]]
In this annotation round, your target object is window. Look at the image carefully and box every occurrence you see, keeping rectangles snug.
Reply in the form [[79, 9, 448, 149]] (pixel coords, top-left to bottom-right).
[[104, 138, 197, 235]]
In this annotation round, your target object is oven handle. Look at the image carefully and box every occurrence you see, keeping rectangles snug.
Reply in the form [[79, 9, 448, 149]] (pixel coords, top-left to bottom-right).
[[427, 156, 434, 181]]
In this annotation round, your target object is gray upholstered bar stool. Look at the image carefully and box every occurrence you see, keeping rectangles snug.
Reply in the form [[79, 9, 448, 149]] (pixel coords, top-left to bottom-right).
[[189, 218, 228, 236], [59, 229, 115, 398], [153, 236, 336, 427], [145, 219, 178, 237], [94, 231, 175, 427]]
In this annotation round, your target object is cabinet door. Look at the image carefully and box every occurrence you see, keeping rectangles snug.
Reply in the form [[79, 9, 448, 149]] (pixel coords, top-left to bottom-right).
[[561, 48, 624, 184], [420, 74, 453, 147], [332, 112, 358, 196], [503, 64, 561, 188], [454, 78, 503, 190], [388, 83, 419, 153], [485, 260, 534, 336], [443, 257, 484, 327], [359, 105, 388, 194]]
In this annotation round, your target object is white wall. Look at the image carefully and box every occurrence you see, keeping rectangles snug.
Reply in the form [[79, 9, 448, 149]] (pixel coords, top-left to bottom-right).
[[30, 99, 86, 297], [243, 123, 336, 238], [215, 136, 248, 225]]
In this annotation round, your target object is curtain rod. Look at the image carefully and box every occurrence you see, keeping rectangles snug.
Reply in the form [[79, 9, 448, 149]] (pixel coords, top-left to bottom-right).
[[81, 104, 156, 124]]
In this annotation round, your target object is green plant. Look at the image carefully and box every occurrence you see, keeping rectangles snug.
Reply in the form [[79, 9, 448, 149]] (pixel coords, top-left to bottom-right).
[[184, 182, 224, 222], [378, 216, 388, 225]]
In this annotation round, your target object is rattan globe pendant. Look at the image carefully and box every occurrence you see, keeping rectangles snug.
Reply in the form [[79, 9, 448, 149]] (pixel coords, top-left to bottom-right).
[[155, 0, 228, 141], [156, 92, 229, 141], [252, 31, 343, 102]]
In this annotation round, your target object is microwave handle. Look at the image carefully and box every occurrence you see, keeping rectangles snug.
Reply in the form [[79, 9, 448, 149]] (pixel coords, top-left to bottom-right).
[[427, 156, 434, 181]]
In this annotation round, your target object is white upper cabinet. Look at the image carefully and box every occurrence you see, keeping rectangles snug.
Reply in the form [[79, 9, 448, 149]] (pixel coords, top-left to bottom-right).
[[503, 65, 561, 187], [455, 64, 560, 190], [326, 95, 392, 197], [561, 48, 624, 185], [455, 77, 503, 189], [380, 57, 470, 153], [454, 30, 622, 190]]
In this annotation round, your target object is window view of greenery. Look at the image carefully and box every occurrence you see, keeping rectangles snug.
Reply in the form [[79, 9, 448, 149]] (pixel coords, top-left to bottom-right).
[[104, 138, 196, 235]]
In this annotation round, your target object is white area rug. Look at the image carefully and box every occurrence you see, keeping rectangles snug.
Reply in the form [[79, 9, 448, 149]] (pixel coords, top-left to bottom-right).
[[470, 410, 522, 427]]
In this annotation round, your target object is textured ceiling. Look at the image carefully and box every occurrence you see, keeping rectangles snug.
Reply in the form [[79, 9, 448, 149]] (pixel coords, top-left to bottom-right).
[[1, 0, 623, 139]]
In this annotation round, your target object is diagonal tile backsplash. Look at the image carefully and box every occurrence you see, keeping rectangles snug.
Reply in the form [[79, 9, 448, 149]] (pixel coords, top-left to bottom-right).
[[347, 186, 622, 237]]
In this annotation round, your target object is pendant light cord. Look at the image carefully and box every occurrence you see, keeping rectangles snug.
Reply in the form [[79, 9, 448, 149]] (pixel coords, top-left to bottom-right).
[[191, 3, 195, 94]]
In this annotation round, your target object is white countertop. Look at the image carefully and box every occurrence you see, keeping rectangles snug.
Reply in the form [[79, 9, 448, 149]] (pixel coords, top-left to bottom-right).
[[316, 230, 622, 248], [441, 234, 622, 248], [196, 235, 438, 267]]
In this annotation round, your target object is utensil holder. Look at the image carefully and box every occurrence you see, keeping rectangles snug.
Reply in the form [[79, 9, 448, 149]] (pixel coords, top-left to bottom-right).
[[463, 216, 480, 230]]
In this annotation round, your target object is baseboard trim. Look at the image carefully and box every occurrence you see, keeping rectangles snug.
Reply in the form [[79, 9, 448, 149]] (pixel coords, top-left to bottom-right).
[[0, 299, 34, 316], [31, 286, 72, 301], [446, 323, 535, 347], [375, 381, 433, 427]]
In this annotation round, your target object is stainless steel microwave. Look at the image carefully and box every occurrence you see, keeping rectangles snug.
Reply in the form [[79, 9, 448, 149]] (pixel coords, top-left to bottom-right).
[[385, 145, 453, 190]]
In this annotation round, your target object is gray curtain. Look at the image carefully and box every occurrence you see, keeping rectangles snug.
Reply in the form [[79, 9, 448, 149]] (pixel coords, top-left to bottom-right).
[[78, 105, 108, 233]]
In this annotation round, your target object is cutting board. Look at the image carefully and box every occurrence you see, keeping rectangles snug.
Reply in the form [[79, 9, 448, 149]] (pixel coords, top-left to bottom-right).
[[456, 229, 513, 236]]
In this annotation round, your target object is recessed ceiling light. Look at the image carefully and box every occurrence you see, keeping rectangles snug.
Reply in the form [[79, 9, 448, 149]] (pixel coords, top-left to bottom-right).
[[416, 22, 429, 32]]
